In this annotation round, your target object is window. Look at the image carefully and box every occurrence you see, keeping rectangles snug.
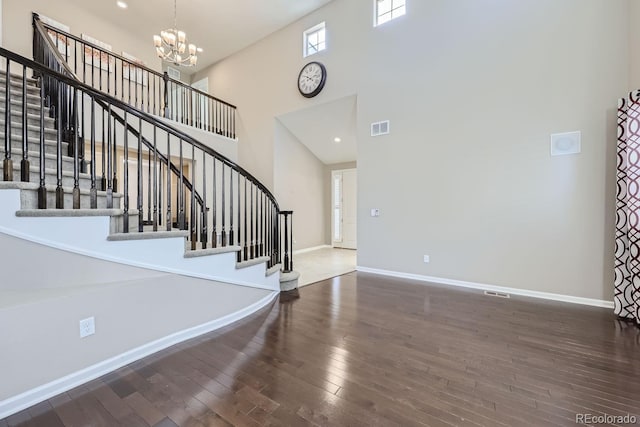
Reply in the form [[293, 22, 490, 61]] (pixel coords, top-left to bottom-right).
[[375, 0, 406, 26], [303, 22, 326, 57]]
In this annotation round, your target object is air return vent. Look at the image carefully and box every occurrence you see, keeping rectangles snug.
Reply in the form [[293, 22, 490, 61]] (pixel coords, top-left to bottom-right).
[[371, 120, 390, 137], [484, 290, 510, 299], [167, 66, 181, 80]]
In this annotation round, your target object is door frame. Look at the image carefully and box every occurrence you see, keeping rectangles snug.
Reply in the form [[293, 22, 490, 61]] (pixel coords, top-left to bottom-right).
[[331, 168, 357, 249]]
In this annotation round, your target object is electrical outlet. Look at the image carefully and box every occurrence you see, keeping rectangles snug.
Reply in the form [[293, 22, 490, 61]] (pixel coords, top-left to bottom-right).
[[423, 255, 430, 263], [370, 208, 380, 217], [79, 317, 95, 338]]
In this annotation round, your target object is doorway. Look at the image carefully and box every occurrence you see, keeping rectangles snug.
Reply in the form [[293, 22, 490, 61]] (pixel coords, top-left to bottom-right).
[[332, 168, 357, 249]]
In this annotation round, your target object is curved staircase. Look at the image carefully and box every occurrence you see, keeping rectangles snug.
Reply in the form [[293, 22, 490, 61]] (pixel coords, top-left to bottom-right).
[[0, 15, 298, 420]]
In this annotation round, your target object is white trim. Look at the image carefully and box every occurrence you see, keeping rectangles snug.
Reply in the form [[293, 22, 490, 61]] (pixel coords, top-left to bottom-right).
[[0, 291, 278, 420], [293, 244, 332, 255], [356, 266, 614, 309]]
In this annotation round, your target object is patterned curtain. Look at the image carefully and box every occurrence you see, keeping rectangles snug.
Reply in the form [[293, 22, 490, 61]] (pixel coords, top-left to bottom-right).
[[616, 91, 640, 323]]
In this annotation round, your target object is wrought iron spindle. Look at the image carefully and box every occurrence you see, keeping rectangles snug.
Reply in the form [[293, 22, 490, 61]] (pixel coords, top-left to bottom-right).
[[21, 65, 29, 182], [72, 88, 80, 208], [250, 181, 254, 258], [244, 176, 248, 260], [123, 111, 129, 232], [137, 117, 143, 232], [90, 97, 97, 208], [201, 152, 207, 248], [178, 138, 185, 229], [166, 133, 172, 231], [55, 81, 63, 208], [153, 126, 158, 231], [221, 163, 226, 246], [38, 78, 46, 208], [106, 104, 113, 208], [4, 60, 12, 181], [212, 158, 217, 247], [190, 144, 196, 249]]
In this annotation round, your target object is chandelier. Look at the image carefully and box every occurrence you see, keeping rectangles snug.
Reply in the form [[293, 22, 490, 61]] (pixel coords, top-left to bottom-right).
[[153, 0, 198, 66]]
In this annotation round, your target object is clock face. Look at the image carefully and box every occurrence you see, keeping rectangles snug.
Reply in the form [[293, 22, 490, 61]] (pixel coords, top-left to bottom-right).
[[298, 62, 327, 98]]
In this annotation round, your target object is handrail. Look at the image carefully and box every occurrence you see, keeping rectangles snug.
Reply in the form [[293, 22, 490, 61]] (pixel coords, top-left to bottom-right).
[[33, 13, 237, 138]]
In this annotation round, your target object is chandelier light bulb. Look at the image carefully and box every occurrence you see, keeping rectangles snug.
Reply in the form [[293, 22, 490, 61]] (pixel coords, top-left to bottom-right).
[[152, 0, 198, 66]]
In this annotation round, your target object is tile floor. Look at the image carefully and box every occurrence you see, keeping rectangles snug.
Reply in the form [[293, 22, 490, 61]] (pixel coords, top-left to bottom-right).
[[293, 247, 356, 287]]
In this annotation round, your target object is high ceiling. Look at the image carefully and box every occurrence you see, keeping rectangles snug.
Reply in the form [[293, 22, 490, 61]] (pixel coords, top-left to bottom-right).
[[67, 0, 334, 73]]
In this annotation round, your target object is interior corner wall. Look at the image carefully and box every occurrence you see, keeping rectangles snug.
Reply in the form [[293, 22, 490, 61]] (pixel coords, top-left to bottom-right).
[[630, 0, 640, 90], [324, 161, 357, 245], [2, 0, 161, 71], [194, 0, 628, 301], [274, 120, 326, 250]]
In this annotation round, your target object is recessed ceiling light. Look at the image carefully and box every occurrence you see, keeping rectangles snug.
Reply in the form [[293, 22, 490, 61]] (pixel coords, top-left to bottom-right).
[[117, 1, 128, 9], [197, 47, 204, 53], [334, 137, 342, 143]]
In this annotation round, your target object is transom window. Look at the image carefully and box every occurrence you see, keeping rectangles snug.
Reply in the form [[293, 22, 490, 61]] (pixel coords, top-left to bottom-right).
[[375, 0, 406, 26], [303, 22, 326, 58]]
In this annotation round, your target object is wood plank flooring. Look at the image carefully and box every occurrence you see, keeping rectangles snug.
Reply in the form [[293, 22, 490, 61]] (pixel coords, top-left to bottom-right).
[[3, 271, 640, 426]]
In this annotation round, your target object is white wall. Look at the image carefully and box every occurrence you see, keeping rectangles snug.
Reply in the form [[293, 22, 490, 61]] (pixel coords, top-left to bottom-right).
[[0, 267, 272, 403], [274, 120, 326, 250], [197, 0, 630, 301]]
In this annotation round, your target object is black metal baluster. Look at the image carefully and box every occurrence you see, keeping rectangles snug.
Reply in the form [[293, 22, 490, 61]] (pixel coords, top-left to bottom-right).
[[221, 163, 226, 246], [72, 88, 80, 208], [261, 193, 265, 256], [178, 138, 185, 229], [283, 213, 290, 272], [250, 181, 254, 258], [237, 169, 241, 262], [244, 176, 248, 260], [166, 133, 171, 231], [159, 159, 163, 227], [38, 78, 46, 209], [153, 126, 158, 231], [101, 109, 106, 191], [201, 152, 207, 248], [3, 60, 12, 182], [123, 111, 129, 232], [90, 97, 97, 209], [163, 72, 169, 119], [21, 66, 29, 182], [229, 166, 234, 250], [147, 136, 152, 223], [112, 116, 118, 192], [212, 159, 217, 247], [120, 61, 124, 102], [106, 105, 113, 208], [55, 81, 63, 208], [137, 117, 143, 232], [190, 144, 196, 249]]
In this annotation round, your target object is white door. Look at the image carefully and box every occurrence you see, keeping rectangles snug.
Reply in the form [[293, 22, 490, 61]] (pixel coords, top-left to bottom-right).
[[332, 169, 357, 249]]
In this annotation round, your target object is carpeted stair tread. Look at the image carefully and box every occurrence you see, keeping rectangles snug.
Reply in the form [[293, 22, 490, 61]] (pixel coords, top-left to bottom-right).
[[16, 208, 128, 217], [107, 230, 189, 241]]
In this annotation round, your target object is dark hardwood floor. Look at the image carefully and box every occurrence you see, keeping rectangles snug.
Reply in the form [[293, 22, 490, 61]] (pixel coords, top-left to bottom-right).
[[3, 272, 640, 426]]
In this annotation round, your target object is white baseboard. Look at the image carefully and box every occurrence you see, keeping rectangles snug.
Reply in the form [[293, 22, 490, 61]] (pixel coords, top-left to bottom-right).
[[356, 266, 614, 309], [0, 291, 278, 420], [293, 245, 331, 255]]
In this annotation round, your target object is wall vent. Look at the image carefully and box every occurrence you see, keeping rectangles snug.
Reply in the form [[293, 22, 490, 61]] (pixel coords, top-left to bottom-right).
[[167, 66, 181, 80], [371, 120, 390, 137], [484, 290, 511, 299]]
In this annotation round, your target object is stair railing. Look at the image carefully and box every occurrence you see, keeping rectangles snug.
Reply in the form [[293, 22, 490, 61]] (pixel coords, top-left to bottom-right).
[[33, 13, 236, 139], [0, 25, 293, 271]]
